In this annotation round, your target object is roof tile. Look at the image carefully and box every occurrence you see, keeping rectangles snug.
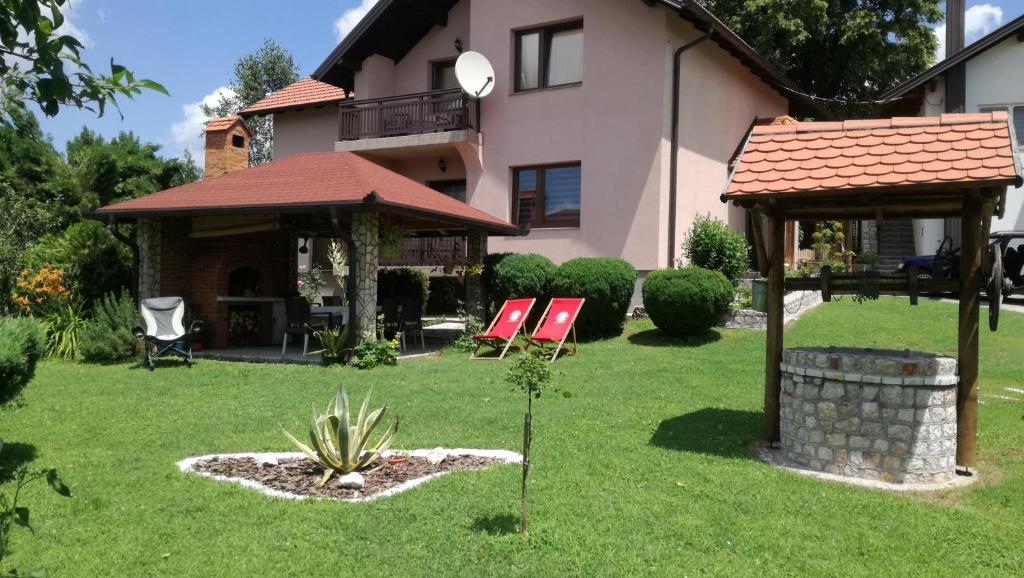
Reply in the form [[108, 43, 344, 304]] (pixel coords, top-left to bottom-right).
[[725, 112, 1021, 197], [96, 151, 517, 234], [239, 77, 351, 116]]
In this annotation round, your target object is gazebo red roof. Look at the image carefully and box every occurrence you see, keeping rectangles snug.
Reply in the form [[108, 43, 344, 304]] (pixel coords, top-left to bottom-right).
[[94, 151, 520, 235], [238, 77, 352, 117], [724, 112, 1022, 200]]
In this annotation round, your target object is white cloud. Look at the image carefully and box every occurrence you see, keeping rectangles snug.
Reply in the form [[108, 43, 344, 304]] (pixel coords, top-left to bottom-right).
[[334, 0, 379, 42], [935, 4, 1003, 61], [169, 86, 237, 167], [57, 0, 92, 48]]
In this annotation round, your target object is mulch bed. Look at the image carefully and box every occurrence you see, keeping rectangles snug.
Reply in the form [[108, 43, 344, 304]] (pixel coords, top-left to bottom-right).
[[191, 454, 502, 500]]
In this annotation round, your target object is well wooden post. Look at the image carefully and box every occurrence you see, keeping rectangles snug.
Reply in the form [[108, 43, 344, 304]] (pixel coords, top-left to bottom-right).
[[764, 211, 786, 443], [957, 192, 981, 469]]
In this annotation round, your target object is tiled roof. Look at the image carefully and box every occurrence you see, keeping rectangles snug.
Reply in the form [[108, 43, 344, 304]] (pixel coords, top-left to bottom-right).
[[724, 112, 1022, 198], [238, 77, 352, 116], [204, 116, 249, 133], [95, 151, 519, 235]]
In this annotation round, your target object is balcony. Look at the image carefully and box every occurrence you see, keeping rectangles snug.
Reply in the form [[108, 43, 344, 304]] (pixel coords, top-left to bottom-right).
[[378, 236, 467, 268], [336, 89, 480, 155]]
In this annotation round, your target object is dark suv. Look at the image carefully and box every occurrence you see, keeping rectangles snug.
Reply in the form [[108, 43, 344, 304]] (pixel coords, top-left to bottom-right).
[[896, 231, 1024, 297]]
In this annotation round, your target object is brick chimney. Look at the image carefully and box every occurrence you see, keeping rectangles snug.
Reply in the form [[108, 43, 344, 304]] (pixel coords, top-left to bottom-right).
[[945, 0, 966, 113], [204, 116, 251, 179]]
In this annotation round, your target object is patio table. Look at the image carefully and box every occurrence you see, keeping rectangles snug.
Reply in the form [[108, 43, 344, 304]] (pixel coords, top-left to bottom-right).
[[310, 306, 348, 329]]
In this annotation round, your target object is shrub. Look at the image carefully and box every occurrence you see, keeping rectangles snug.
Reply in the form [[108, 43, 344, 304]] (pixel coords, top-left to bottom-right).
[[80, 289, 140, 364], [490, 254, 556, 324], [481, 252, 512, 314], [350, 337, 399, 369], [21, 221, 132, 307], [0, 317, 47, 404], [681, 215, 749, 285], [377, 268, 430, 312], [452, 311, 485, 352], [41, 301, 87, 360], [426, 276, 465, 314], [551, 257, 636, 339], [642, 267, 733, 338]]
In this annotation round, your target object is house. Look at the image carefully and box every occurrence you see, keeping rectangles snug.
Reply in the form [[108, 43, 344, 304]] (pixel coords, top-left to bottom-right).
[[89, 0, 818, 350], [240, 0, 816, 291], [876, 3, 1024, 262]]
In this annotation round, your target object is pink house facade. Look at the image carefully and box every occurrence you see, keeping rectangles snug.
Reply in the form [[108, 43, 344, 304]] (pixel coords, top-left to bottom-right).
[[248, 0, 812, 289]]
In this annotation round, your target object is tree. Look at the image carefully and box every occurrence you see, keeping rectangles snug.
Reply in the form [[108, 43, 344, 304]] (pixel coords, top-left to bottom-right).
[[0, 0, 167, 120], [66, 127, 202, 207], [506, 352, 553, 537], [0, 104, 77, 304], [201, 39, 299, 165], [702, 0, 943, 117]]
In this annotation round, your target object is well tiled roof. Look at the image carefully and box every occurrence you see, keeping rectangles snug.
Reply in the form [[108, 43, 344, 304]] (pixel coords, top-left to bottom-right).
[[238, 77, 352, 117], [205, 116, 249, 133], [724, 112, 1022, 198], [95, 151, 519, 235]]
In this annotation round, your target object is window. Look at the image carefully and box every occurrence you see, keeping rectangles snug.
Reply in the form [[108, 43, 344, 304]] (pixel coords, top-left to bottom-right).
[[515, 21, 583, 92], [431, 59, 458, 91], [231, 134, 245, 148], [512, 163, 581, 228], [429, 179, 467, 203], [979, 105, 1024, 151]]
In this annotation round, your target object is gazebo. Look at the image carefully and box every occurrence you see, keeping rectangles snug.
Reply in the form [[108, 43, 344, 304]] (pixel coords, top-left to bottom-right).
[[722, 111, 1022, 470], [89, 150, 520, 349]]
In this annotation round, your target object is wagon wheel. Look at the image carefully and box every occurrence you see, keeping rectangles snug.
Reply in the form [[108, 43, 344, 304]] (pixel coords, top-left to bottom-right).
[[988, 243, 1003, 332]]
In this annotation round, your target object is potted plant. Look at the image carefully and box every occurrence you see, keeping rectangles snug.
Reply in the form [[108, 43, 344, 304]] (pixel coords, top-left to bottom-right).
[[312, 324, 352, 366], [191, 320, 214, 352]]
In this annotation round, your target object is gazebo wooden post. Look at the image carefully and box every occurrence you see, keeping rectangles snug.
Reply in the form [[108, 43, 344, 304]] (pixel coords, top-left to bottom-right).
[[764, 208, 786, 443], [956, 191, 981, 469]]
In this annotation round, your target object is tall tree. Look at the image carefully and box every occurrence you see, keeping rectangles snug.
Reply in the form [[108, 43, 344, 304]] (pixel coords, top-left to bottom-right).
[[67, 128, 202, 207], [0, 105, 77, 304], [201, 39, 299, 165], [0, 0, 167, 120], [703, 0, 943, 117]]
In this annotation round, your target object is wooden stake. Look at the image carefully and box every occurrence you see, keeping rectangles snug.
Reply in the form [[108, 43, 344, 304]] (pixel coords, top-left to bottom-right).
[[957, 192, 981, 469], [520, 409, 531, 537], [764, 210, 786, 443]]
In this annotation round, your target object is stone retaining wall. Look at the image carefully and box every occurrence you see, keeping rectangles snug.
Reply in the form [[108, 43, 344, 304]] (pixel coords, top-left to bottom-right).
[[780, 347, 958, 484]]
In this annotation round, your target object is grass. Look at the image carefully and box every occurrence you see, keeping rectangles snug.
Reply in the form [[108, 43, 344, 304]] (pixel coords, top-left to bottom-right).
[[2, 297, 1024, 576]]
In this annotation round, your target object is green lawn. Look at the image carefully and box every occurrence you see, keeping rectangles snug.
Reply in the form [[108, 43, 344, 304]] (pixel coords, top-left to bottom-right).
[[3, 298, 1024, 576]]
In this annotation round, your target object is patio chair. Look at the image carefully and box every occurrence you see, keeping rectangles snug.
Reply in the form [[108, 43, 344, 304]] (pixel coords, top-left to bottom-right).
[[524, 298, 585, 361], [399, 297, 425, 350], [321, 295, 343, 306], [470, 298, 536, 360], [133, 297, 202, 370], [281, 297, 325, 357]]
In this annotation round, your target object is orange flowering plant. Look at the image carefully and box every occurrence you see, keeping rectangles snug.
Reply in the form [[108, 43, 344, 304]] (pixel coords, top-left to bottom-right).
[[10, 266, 72, 315]]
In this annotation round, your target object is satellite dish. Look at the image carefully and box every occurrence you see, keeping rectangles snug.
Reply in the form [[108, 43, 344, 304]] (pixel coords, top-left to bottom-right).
[[455, 51, 495, 98]]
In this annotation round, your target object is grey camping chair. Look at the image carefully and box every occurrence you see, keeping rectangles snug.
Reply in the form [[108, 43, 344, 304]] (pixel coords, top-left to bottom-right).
[[132, 297, 202, 370]]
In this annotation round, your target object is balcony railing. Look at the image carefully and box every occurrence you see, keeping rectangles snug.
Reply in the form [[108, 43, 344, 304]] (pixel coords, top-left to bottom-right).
[[338, 88, 479, 141]]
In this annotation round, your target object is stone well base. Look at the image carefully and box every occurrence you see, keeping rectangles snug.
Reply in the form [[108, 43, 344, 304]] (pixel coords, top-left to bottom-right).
[[780, 347, 958, 485]]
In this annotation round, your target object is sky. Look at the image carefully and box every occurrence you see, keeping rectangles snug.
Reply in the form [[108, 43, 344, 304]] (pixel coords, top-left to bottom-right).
[[34, 0, 1024, 165]]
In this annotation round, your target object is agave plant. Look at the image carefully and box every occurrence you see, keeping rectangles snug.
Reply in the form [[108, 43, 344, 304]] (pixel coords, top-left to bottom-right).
[[283, 387, 399, 485]]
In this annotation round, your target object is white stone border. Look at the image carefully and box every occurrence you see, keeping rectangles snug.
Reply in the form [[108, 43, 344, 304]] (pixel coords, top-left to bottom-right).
[[756, 444, 976, 492], [177, 448, 522, 503]]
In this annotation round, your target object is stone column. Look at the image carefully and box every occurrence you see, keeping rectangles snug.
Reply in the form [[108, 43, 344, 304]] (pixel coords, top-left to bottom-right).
[[136, 218, 161, 299], [465, 228, 487, 318], [352, 210, 379, 340]]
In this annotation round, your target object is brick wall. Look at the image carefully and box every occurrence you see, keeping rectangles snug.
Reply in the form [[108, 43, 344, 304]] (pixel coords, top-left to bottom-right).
[[159, 218, 294, 348], [204, 124, 249, 179]]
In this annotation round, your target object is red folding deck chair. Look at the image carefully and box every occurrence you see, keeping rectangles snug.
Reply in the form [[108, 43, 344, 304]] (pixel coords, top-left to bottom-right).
[[470, 298, 536, 359], [524, 298, 585, 361]]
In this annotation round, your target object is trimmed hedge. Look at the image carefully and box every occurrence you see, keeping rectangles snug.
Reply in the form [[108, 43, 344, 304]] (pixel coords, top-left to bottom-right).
[[551, 257, 636, 339], [642, 267, 733, 338], [489, 254, 556, 320], [378, 268, 430, 313], [0, 317, 47, 404]]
